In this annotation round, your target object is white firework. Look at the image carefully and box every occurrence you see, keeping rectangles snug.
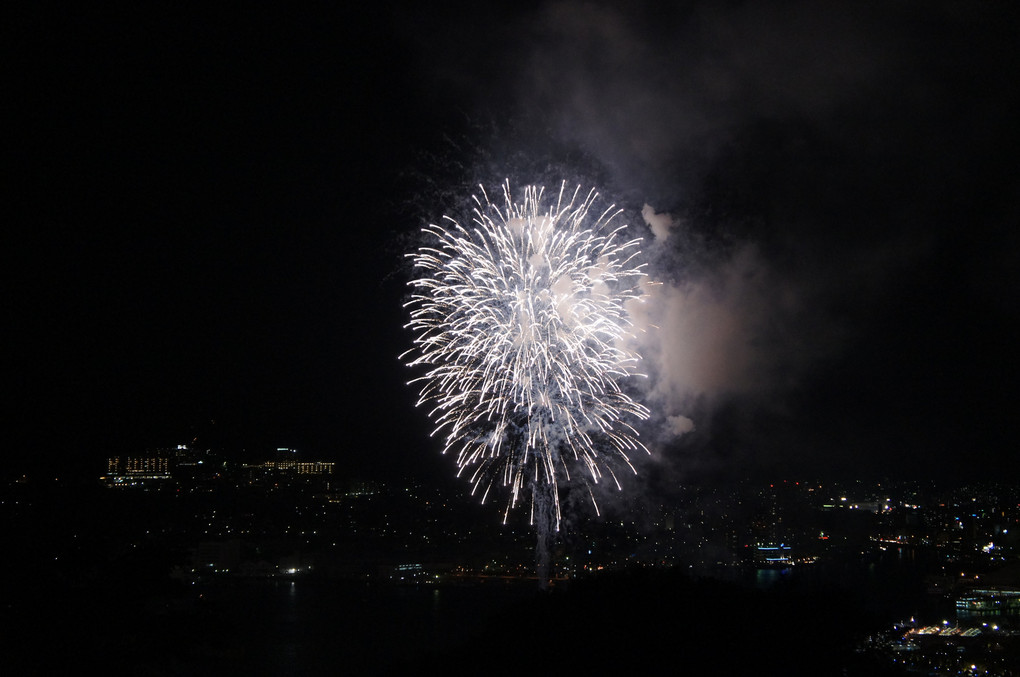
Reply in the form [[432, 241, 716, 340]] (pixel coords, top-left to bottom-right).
[[403, 181, 650, 529]]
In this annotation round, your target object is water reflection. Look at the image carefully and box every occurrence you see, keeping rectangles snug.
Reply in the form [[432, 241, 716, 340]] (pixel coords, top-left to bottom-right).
[[755, 567, 791, 588]]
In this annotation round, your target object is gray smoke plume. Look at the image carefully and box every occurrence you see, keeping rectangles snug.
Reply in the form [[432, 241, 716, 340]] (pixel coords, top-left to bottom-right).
[[400, 0, 1020, 479]]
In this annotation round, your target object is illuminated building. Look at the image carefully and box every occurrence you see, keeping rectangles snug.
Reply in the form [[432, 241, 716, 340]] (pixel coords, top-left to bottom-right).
[[243, 460, 335, 475], [241, 458, 335, 488], [101, 453, 172, 488], [754, 543, 793, 567]]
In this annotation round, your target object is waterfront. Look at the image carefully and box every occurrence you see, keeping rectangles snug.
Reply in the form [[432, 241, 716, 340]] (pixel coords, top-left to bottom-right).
[[6, 475, 1019, 675], [5, 550, 962, 676], [6, 576, 540, 676]]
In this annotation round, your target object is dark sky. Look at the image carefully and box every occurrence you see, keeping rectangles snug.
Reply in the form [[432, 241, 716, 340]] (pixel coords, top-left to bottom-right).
[[6, 1, 1019, 485]]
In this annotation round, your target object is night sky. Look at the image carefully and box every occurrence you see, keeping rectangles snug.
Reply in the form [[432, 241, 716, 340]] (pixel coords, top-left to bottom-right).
[[6, 2, 1019, 485]]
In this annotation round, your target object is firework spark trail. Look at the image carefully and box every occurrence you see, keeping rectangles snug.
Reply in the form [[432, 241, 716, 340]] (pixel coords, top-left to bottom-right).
[[403, 181, 650, 531]]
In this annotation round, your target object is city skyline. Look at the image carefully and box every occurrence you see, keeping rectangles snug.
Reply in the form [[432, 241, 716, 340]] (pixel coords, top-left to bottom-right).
[[6, 459, 1020, 673]]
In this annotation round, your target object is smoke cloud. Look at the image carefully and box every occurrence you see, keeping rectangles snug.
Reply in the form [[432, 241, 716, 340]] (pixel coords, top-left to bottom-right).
[[402, 0, 1020, 479]]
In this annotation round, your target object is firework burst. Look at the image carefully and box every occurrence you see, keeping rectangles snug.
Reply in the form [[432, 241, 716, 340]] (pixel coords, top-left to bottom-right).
[[403, 181, 650, 530]]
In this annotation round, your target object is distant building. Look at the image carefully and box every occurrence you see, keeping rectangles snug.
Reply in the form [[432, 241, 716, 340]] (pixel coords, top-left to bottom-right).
[[275, 447, 299, 462], [240, 459, 335, 488], [242, 460, 335, 475], [101, 453, 172, 488], [754, 543, 793, 567]]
